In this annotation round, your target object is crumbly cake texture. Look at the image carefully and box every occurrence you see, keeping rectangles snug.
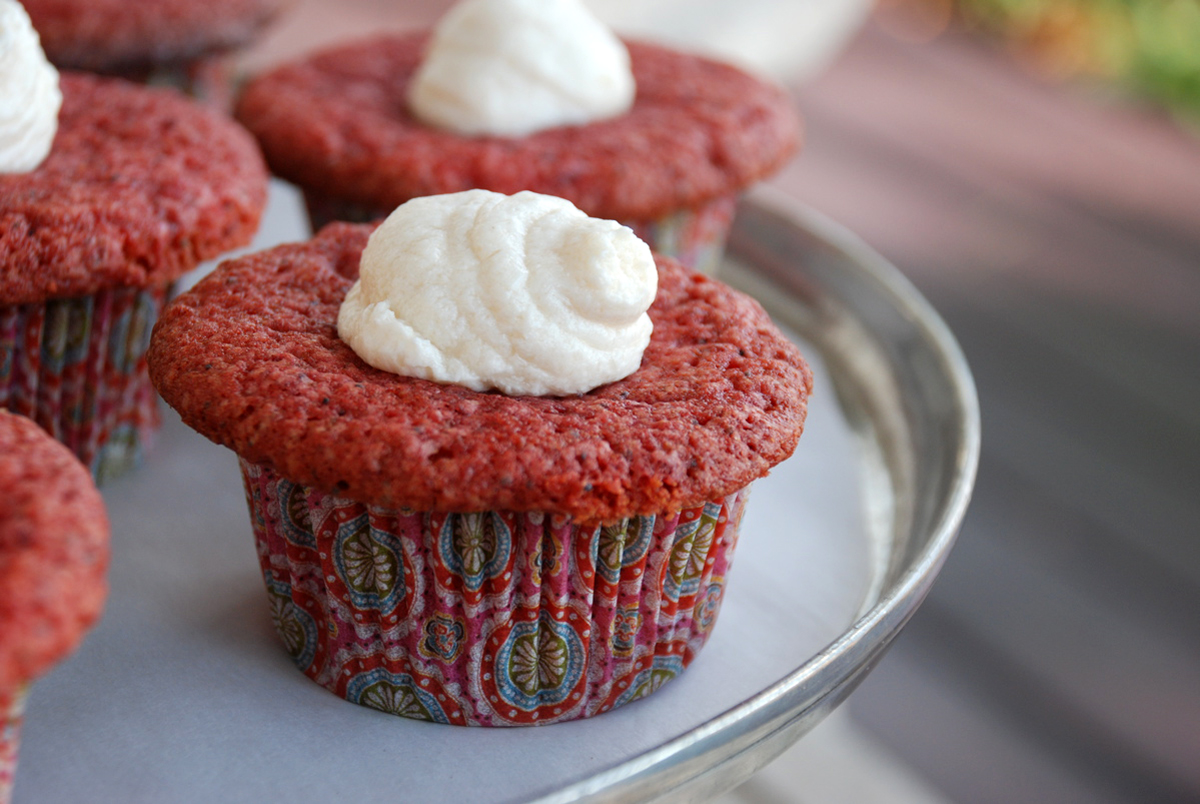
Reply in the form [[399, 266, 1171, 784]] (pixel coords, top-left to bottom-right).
[[0, 411, 109, 697], [0, 73, 269, 305], [235, 34, 801, 222], [148, 223, 813, 525], [23, 0, 284, 72]]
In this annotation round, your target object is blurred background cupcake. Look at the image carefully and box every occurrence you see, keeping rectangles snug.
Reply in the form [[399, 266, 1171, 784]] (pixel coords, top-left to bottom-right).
[[234, 0, 801, 274], [21, 0, 290, 107], [0, 410, 109, 804], [0, 0, 268, 481]]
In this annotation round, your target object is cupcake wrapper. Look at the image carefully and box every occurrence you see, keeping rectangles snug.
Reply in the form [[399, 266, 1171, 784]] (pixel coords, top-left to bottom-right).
[[115, 55, 238, 110], [302, 192, 739, 275], [0, 285, 168, 483], [0, 686, 28, 804], [624, 195, 737, 276], [240, 459, 750, 726]]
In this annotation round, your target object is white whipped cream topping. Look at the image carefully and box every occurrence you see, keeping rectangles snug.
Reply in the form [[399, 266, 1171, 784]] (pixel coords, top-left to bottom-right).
[[409, 0, 635, 137], [338, 190, 657, 397], [0, 0, 61, 173]]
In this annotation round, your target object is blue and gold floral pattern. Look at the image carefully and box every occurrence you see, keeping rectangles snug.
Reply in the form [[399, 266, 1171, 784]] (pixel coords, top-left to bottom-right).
[[277, 478, 316, 548], [346, 669, 452, 724], [263, 572, 318, 672], [612, 655, 686, 709], [241, 462, 749, 727], [664, 502, 722, 601], [334, 514, 407, 614], [437, 512, 512, 592], [492, 613, 585, 712]]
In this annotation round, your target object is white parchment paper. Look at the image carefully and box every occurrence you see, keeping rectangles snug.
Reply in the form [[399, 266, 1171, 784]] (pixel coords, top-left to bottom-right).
[[14, 182, 874, 803]]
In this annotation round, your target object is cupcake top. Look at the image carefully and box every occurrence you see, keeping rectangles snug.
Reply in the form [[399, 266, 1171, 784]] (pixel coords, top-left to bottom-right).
[[0, 411, 109, 701], [148, 221, 812, 524], [22, 0, 285, 73], [235, 32, 801, 221], [0, 72, 268, 305]]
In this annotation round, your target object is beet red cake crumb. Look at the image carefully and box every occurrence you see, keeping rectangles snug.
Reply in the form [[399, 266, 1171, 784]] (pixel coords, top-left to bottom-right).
[[148, 223, 812, 525], [235, 34, 801, 222], [0, 411, 109, 701], [0, 73, 269, 305], [24, 0, 284, 72]]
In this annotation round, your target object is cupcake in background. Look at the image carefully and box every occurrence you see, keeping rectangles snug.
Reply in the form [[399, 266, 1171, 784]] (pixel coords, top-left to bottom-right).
[[0, 410, 109, 803], [148, 189, 812, 726], [0, 0, 268, 481], [21, 0, 288, 107], [235, 0, 801, 274]]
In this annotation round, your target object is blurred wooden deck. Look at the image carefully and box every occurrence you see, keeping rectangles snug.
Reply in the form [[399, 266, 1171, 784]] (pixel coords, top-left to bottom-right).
[[773, 21, 1200, 804]]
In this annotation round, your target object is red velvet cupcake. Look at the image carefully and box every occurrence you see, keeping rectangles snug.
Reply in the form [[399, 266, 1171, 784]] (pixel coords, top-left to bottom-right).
[[235, 17, 800, 273], [147, 210, 812, 726], [22, 0, 287, 106], [0, 410, 109, 802], [0, 72, 268, 481]]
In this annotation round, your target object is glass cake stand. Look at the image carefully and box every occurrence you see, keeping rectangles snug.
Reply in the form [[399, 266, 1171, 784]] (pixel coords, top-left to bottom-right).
[[13, 185, 978, 804]]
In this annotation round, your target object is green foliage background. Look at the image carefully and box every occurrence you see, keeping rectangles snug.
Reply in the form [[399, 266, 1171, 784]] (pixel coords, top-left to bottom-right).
[[958, 0, 1200, 123]]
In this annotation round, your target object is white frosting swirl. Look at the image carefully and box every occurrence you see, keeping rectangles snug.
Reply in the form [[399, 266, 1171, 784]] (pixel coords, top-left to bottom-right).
[[338, 190, 657, 397], [409, 0, 635, 137], [0, 0, 61, 173]]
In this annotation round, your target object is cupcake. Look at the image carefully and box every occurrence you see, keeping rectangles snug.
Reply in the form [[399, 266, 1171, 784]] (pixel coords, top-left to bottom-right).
[[0, 0, 269, 481], [21, 0, 287, 106], [234, 0, 801, 274], [147, 189, 812, 726], [0, 410, 109, 803]]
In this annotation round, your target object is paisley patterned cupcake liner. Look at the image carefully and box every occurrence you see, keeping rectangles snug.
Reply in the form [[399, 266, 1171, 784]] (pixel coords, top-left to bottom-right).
[[0, 686, 28, 804], [624, 195, 738, 277], [0, 284, 168, 483], [302, 192, 739, 275], [240, 458, 750, 727], [116, 56, 239, 110]]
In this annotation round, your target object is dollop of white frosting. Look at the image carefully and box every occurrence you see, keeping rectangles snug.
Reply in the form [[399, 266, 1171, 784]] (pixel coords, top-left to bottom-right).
[[338, 190, 657, 397], [0, 0, 61, 173], [408, 0, 635, 137]]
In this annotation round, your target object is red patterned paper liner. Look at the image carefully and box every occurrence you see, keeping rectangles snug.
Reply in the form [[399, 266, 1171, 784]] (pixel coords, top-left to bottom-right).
[[239, 458, 750, 726], [0, 284, 167, 483], [302, 192, 739, 275], [116, 55, 238, 110], [0, 686, 27, 804], [624, 195, 737, 276]]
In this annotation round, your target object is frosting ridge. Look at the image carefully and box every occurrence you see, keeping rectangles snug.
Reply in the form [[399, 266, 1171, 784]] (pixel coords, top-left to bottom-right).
[[338, 190, 657, 396]]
